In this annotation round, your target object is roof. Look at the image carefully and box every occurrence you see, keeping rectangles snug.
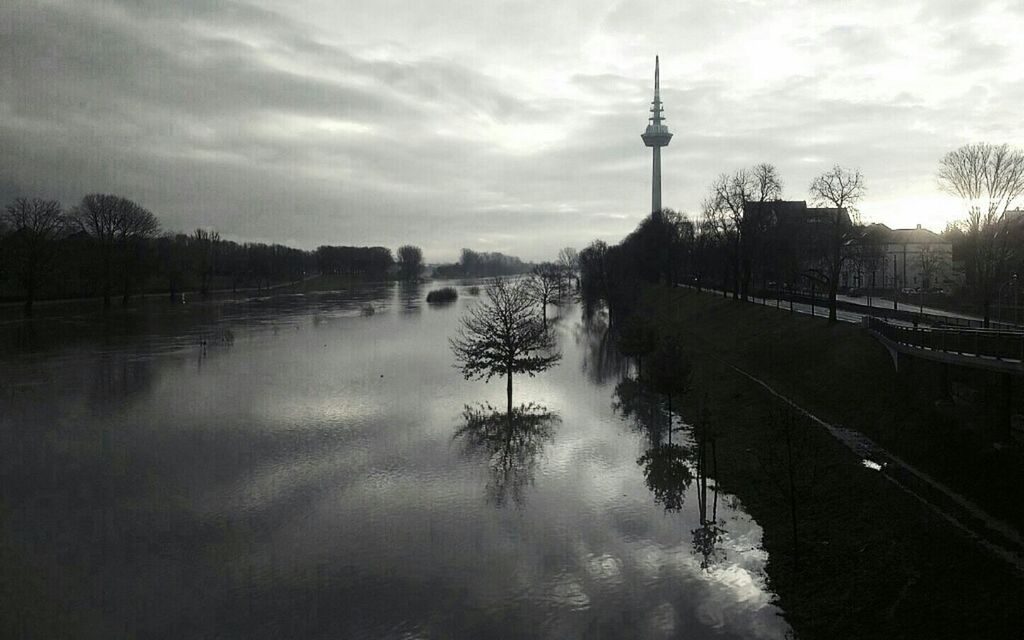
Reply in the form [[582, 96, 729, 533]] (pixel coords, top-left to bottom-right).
[[744, 200, 852, 227], [853, 223, 949, 246], [887, 226, 945, 244]]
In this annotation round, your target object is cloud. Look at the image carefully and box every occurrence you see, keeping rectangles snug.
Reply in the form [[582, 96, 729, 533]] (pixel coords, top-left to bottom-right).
[[2, 0, 1024, 259]]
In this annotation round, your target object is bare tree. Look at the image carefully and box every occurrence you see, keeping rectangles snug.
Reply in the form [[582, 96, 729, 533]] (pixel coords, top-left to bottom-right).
[[918, 245, 941, 291], [937, 143, 1024, 326], [808, 165, 865, 323], [708, 171, 749, 298], [744, 163, 784, 296], [72, 194, 160, 307], [397, 244, 423, 281], [450, 278, 561, 415], [853, 230, 885, 303], [2, 197, 66, 315], [192, 228, 221, 295], [527, 262, 561, 325], [557, 246, 579, 293], [705, 165, 783, 300]]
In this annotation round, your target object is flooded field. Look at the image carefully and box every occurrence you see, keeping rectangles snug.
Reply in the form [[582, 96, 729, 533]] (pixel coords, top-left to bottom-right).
[[0, 282, 789, 638]]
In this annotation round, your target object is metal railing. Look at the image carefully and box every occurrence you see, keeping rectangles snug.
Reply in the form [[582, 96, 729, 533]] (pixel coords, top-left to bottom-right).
[[749, 287, 1021, 330], [867, 317, 1024, 362]]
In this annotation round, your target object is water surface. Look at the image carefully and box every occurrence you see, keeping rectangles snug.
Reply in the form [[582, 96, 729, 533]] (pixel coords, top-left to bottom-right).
[[0, 282, 789, 638]]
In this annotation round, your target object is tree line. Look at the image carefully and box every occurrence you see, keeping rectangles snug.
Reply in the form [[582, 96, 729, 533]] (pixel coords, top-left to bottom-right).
[[0, 193, 426, 315], [433, 249, 533, 278], [579, 144, 1024, 326]]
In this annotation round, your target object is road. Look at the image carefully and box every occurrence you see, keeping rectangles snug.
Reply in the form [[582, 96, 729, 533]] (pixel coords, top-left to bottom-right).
[[834, 294, 990, 323], [707, 290, 957, 327]]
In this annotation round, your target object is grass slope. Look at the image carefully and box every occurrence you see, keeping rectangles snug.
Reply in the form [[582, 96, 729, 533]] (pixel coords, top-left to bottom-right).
[[646, 286, 1023, 639]]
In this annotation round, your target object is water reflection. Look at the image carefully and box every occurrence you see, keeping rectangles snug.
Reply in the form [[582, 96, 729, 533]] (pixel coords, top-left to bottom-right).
[[613, 377, 666, 444], [693, 434, 726, 571], [614, 375, 728, 571], [0, 280, 395, 356], [397, 280, 424, 313], [0, 286, 790, 639], [638, 443, 694, 511], [574, 307, 627, 384], [453, 403, 559, 507]]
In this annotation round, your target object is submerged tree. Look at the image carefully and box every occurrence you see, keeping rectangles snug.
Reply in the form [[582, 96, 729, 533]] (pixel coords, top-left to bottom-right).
[[617, 314, 657, 379], [454, 402, 559, 506], [527, 262, 561, 326], [192, 228, 221, 295], [71, 193, 159, 307], [2, 197, 67, 316], [557, 246, 579, 293], [647, 337, 692, 431], [450, 278, 561, 414], [396, 244, 424, 281]]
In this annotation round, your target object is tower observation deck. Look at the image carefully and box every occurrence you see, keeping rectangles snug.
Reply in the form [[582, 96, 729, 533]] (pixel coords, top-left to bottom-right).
[[641, 56, 672, 213]]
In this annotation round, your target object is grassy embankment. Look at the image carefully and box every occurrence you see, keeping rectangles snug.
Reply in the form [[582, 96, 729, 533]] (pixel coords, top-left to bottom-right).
[[644, 286, 1023, 639]]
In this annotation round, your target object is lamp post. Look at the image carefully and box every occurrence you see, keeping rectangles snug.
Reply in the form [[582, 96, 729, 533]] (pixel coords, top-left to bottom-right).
[[1013, 273, 1020, 326], [996, 277, 1017, 326], [892, 253, 899, 311]]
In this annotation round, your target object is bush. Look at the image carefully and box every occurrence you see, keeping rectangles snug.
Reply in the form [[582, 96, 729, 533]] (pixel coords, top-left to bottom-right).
[[426, 287, 458, 304], [467, 285, 481, 296]]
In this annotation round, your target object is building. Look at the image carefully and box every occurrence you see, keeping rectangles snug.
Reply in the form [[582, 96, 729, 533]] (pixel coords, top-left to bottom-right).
[[843, 223, 955, 292], [641, 56, 671, 213], [741, 200, 850, 286]]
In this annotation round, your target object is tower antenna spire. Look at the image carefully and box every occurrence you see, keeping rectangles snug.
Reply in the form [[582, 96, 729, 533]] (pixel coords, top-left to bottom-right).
[[655, 54, 660, 101], [641, 56, 672, 213]]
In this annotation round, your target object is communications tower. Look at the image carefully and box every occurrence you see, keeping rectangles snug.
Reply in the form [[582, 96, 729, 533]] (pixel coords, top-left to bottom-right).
[[641, 56, 672, 213]]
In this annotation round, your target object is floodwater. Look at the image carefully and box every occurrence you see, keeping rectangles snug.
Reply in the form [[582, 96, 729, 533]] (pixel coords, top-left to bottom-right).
[[0, 281, 789, 639]]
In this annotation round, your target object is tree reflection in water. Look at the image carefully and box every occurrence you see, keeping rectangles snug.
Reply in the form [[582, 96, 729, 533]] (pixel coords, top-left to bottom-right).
[[613, 377, 727, 570], [615, 377, 694, 511], [454, 403, 560, 507], [692, 429, 726, 570], [612, 377, 666, 446], [397, 280, 424, 313], [574, 307, 627, 385], [637, 443, 693, 512]]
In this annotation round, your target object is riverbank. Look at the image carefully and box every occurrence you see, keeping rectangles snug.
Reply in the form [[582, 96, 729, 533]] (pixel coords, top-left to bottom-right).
[[647, 286, 1023, 638], [0, 274, 408, 320]]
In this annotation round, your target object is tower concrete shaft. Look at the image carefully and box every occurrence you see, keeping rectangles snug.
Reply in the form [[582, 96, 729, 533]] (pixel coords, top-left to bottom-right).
[[641, 56, 672, 213]]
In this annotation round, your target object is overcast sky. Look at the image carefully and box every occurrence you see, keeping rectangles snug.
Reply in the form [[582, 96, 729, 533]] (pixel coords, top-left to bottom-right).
[[3, 1, 1023, 261]]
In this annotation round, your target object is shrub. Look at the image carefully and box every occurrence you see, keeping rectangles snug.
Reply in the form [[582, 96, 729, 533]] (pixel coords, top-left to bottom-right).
[[426, 287, 458, 304]]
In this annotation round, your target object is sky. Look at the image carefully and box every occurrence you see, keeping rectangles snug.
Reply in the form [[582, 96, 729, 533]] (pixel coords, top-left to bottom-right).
[[3, 0, 1024, 261]]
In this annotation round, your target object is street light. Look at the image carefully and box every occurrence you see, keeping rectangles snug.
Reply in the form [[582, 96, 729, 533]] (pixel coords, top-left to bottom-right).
[[1013, 273, 1020, 326], [996, 276, 1016, 326]]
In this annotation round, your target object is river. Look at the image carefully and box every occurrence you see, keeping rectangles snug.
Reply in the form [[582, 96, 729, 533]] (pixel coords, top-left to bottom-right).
[[0, 281, 790, 639]]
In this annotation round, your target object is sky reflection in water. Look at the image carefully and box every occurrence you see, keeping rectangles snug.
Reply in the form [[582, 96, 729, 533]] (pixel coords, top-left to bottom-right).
[[0, 282, 789, 638]]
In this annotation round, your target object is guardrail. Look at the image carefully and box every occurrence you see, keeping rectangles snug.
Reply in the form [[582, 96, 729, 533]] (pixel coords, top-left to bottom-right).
[[751, 288, 1021, 330], [867, 317, 1024, 362]]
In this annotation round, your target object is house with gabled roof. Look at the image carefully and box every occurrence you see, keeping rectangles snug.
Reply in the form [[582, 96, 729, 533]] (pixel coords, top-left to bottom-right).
[[843, 223, 955, 292]]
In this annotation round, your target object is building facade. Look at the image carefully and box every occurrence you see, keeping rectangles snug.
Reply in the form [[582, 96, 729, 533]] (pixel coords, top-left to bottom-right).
[[843, 223, 955, 292]]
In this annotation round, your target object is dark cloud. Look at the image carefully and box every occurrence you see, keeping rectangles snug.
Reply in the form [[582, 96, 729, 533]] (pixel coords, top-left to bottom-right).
[[2, 0, 1023, 258]]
